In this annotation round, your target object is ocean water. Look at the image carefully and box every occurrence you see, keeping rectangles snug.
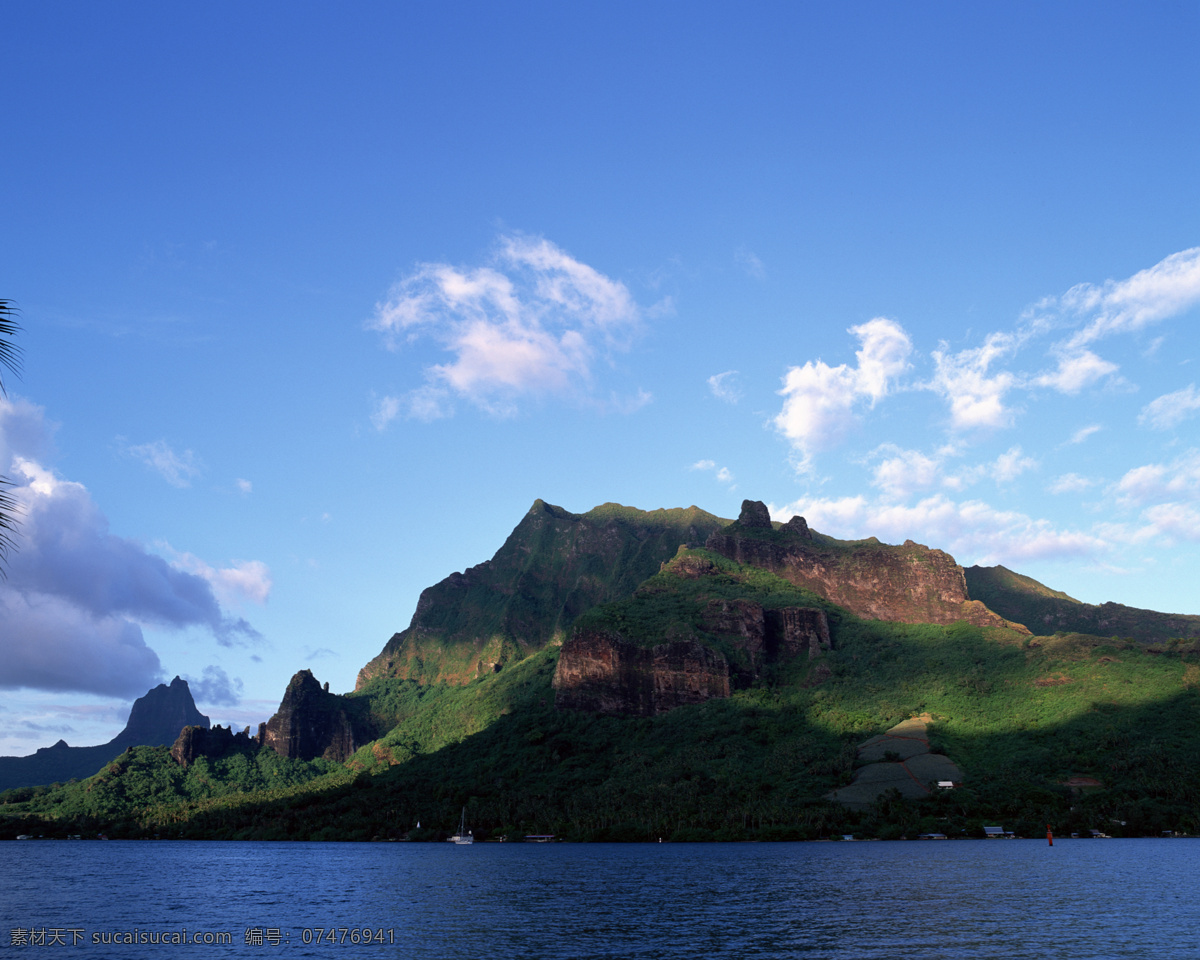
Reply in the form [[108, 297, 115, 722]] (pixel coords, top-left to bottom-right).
[[2, 838, 1196, 958]]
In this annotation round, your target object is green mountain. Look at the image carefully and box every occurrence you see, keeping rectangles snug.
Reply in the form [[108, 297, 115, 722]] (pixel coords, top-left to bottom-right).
[[965, 564, 1200, 644], [357, 500, 728, 686], [4, 499, 1199, 841]]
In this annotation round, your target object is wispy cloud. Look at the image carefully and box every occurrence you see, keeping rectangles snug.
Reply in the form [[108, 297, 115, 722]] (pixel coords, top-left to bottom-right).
[[734, 246, 766, 280], [1049, 473, 1095, 494], [1068, 425, 1102, 445], [1059, 247, 1200, 349], [1139, 384, 1200, 430], [368, 234, 645, 421], [121, 439, 201, 487], [707, 370, 742, 404]]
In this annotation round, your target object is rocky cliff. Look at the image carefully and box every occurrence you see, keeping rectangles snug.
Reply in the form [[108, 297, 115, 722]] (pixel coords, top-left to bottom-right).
[[357, 499, 728, 687], [262, 670, 365, 762], [0, 677, 210, 791], [553, 548, 833, 715], [170, 724, 257, 769], [707, 501, 1025, 632], [553, 628, 731, 716]]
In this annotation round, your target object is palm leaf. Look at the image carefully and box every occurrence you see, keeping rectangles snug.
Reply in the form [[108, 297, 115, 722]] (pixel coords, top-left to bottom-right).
[[0, 299, 21, 395]]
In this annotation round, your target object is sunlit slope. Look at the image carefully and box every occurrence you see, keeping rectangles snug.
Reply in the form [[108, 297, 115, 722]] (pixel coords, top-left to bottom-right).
[[5, 553, 1198, 841], [356, 500, 728, 686]]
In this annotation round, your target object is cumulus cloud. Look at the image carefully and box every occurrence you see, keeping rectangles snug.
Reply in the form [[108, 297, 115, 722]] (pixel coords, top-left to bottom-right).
[[1139, 384, 1200, 430], [771, 492, 1106, 567], [236, 478, 252, 495], [121, 439, 201, 487], [0, 408, 269, 696], [186, 665, 244, 707], [929, 332, 1018, 431], [367, 234, 645, 420], [707, 370, 742, 404], [774, 318, 912, 467]]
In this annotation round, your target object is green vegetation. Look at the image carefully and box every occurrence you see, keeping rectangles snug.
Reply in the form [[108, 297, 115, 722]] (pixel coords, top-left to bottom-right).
[[4, 550, 1198, 842], [966, 564, 1200, 643], [357, 500, 728, 685]]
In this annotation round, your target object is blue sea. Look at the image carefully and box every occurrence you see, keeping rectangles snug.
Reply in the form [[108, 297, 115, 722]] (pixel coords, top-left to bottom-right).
[[2, 839, 1196, 958]]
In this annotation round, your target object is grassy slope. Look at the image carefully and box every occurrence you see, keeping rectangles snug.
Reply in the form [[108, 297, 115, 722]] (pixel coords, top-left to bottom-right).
[[966, 564, 1200, 642], [357, 500, 728, 685], [5, 551, 1198, 841]]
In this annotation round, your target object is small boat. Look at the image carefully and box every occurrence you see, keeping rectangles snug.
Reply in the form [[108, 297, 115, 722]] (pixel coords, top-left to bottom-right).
[[448, 807, 473, 844]]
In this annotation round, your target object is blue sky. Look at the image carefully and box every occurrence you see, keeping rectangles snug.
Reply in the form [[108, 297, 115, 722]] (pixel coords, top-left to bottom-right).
[[2, 2, 1198, 755]]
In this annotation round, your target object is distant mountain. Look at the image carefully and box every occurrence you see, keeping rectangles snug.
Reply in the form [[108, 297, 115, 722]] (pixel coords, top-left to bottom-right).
[[0, 677, 209, 791], [356, 499, 728, 687], [965, 565, 1200, 643]]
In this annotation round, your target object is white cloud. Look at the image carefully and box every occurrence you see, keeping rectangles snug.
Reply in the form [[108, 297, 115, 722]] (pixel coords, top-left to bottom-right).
[[870, 445, 942, 500], [1114, 450, 1200, 507], [166, 551, 272, 606], [691, 459, 735, 486], [1061, 247, 1200, 349], [121, 439, 201, 488], [371, 395, 404, 430], [1068, 424, 1102, 445], [771, 492, 1107, 567], [236, 478, 252, 495], [707, 370, 742, 404], [1049, 473, 1094, 494], [774, 318, 912, 467], [1137, 502, 1200, 543], [929, 332, 1018, 431], [992, 446, 1037, 484], [368, 235, 643, 419], [1139, 384, 1200, 430], [1032, 348, 1118, 394]]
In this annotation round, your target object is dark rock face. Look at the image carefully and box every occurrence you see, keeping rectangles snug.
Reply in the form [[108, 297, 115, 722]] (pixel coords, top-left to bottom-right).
[[553, 596, 830, 715], [552, 628, 730, 716], [263, 670, 359, 762], [706, 502, 1023, 632], [115, 676, 210, 750], [0, 677, 210, 792], [170, 724, 255, 769], [736, 499, 773, 529]]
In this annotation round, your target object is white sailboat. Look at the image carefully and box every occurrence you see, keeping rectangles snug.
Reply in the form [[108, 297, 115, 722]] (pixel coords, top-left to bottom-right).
[[448, 807, 473, 844]]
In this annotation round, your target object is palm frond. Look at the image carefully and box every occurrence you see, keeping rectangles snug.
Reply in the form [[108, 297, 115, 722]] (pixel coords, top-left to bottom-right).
[[0, 477, 20, 576], [0, 299, 23, 396]]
